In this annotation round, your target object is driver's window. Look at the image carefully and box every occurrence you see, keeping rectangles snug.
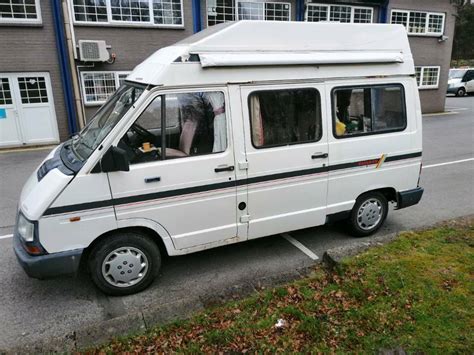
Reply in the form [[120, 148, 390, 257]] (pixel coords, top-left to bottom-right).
[[119, 91, 227, 164]]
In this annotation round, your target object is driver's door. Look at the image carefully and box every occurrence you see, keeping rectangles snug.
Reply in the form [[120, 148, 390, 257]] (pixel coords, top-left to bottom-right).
[[107, 89, 240, 251]]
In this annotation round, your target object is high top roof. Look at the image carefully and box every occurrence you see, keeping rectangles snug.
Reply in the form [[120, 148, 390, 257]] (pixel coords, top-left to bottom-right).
[[179, 21, 410, 53], [128, 21, 414, 87]]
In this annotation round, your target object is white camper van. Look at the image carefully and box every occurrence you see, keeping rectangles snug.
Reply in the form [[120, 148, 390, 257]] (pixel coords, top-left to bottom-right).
[[14, 22, 423, 295]]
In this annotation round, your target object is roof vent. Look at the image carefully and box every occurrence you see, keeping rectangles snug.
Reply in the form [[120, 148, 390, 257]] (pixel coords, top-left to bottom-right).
[[78, 40, 110, 62]]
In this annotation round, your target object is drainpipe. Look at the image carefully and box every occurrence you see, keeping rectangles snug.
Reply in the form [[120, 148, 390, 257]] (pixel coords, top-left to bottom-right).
[[62, 0, 85, 129], [296, 0, 305, 21], [192, 0, 202, 33], [379, 0, 390, 23], [52, 0, 78, 135]]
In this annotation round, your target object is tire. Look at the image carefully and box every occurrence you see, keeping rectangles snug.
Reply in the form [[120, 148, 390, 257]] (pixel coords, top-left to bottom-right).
[[348, 191, 388, 238], [456, 87, 466, 97], [89, 231, 161, 296]]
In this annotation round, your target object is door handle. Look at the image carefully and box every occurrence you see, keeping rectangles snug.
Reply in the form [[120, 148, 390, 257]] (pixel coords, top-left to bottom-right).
[[312, 153, 328, 159], [214, 165, 235, 173], [144, 176, 161, 183]]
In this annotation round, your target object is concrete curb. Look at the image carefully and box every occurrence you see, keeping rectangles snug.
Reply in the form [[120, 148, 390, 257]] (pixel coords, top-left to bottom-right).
[[323, 231, 400, 269]]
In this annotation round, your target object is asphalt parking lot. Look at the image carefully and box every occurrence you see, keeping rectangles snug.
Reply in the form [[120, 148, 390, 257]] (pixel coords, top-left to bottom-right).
[[0, 96, 473, 351]]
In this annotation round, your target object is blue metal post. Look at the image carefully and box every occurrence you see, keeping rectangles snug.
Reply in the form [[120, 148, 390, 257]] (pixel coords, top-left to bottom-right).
[[192, 0, 202, 33], [52, 0, 78, 135], [296, 0, 305, 21], [379, 0, 390, 23]]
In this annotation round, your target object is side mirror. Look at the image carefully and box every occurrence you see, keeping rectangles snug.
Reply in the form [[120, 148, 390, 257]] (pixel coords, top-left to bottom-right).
[[101, 146, 130, 173]]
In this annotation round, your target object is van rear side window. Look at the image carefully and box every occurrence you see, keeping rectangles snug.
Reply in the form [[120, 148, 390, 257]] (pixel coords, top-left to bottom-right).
[[332, 84, 406, 138], [248, 88, 322, 148]]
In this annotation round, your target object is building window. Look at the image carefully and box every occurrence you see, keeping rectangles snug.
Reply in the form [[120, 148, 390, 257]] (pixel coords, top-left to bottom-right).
[[329, 5, 351, 23], [72, 0, 183, 27], [332, 85, 406, 138], [18, 77, 49, 104], [391, 10, 445, 36], [110, 0, 150, 23], [153, 0, 183, 25], [207, 1, 290, 26], [0, 0, 41, 24], [0, 78, 12, 105], [249, 88, 322, 148], [416, 66, 440, 89], [207, 0, 235, 26], [354, 7, 372, 23], [81, 71, 131, 105], [306, 4, 373, 24]]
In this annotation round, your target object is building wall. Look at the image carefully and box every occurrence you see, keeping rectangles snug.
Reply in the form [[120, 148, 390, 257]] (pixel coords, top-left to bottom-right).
[[388, 0, 456, 113], [69, 0, 194, 119], [0, 2, 69, 141]]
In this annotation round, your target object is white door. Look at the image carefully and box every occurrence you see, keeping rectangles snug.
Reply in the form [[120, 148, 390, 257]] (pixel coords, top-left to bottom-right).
[[240, 84, 329, 239], [0, 73, 59, 147], [107, 88, 241, 251]]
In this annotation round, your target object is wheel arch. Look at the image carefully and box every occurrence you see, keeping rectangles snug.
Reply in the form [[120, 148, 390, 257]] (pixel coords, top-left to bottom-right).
[[80, 218, 176, 271], [362, 187, 397, 203]]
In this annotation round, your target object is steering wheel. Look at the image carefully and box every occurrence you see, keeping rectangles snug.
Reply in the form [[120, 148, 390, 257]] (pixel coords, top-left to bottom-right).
[[130, 122, 156, 142]]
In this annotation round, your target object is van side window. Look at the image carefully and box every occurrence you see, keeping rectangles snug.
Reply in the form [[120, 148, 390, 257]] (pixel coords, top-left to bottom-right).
[[333, 85, 406, 138], [464, 71, 474, 82], [119, 91, 227, 164], [248, 88, 322, 148]]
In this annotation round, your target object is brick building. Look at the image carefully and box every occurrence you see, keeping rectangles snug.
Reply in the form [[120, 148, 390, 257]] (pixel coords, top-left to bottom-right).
[[0, 0, 458, 147]]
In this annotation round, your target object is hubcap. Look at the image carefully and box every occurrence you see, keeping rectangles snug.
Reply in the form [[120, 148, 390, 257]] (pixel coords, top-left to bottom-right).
[[101, 247, 148, 288], [357, 198, 383, 231]]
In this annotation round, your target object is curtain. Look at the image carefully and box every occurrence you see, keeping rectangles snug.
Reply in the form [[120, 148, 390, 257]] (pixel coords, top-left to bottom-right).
[[250, 95, 264, 147], [203, 92, 227, 152]]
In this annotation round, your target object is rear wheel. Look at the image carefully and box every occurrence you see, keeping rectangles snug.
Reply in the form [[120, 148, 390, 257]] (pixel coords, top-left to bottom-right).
[[348, 192, 388, 237], [89, 231, 161, 296], [456, 87, 466, 97]]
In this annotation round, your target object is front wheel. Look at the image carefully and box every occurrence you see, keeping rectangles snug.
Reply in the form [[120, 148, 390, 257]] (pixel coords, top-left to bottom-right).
[[89, 232, 161, 296], [456, 87, 466, 97], [348, 192, 388, 237]]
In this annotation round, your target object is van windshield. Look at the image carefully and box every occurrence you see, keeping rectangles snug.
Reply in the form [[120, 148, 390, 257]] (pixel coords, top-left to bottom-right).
[[449, 69, 467, 79], [71, 84, 145, 161]]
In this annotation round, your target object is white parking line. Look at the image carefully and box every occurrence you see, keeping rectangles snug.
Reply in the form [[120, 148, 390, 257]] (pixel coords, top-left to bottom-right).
[[423, 158, 474, 169], [281, 233, 319, 261], [0, 234, 13, 240], [445, 107, 470, 111], [423, 111, 459, 117]]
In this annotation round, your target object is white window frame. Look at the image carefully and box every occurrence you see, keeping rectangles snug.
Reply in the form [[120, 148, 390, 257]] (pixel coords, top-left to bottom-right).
[[70, 0, 184, 28], [390, 9, 445, 36], [238, 1, 291, 21], [206, 0, 291, 26], [416, 66, 441, 89], [81, 71, 131, 106], [0, 0, 42, 25], [305, 3, 373, 23]]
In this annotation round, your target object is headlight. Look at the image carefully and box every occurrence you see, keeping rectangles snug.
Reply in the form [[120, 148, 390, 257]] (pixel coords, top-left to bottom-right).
[[17, 213, 35, 242]]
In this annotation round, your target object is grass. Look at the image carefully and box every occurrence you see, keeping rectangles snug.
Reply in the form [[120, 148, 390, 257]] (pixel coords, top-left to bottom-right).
[[91, 220, 474, 353]]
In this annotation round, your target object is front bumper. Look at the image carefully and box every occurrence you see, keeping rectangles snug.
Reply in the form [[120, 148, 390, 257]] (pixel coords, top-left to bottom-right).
[[13, 232, 83, 279], [397, 187, 424, 210], [447, 86, 460, 94]]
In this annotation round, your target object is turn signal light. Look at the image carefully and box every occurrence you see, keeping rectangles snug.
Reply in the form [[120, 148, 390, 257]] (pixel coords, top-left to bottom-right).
[[26, 245, 43, 255]]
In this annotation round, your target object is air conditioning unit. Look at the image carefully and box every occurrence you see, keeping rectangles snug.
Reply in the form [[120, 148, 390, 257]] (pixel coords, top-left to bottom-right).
[[78, 40, 110, 62]]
